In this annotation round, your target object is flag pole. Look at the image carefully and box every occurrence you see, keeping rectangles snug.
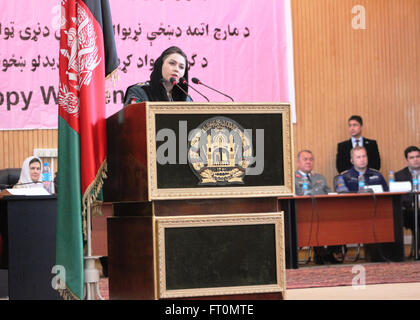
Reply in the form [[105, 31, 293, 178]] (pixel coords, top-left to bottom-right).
[[57, 0, 118, 301], [84, 201, 104, 300]]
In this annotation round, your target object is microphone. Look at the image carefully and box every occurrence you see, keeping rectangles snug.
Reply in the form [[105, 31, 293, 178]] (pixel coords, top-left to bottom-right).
[[191, 77, 234, 102], [168, 77, 177, 86], [179, 77, 209, 102], [358, 187, 374, 194], [3, 181, 43, 188], [169, 77, 194, 102]]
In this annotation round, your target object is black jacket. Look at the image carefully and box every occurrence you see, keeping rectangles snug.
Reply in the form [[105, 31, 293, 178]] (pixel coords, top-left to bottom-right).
[[395, 167, 414, 209], [123, 47, 189, 106], [336, 138, 381, 173], [123, 82, 150, 106], [395, 166, 420, 231], [395, 166, 412, 182]]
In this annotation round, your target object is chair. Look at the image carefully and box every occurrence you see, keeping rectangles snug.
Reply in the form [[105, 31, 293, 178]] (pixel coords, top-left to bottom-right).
[[403, 207, 419, 260], [298, 246, 313, 265], [407, 229, 415, 259], [0, 168, 21, 190]]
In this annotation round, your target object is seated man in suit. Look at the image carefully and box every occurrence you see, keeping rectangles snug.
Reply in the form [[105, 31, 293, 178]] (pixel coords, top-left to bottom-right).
[[295, 150, 341, 264], [342, 146, 388, 192], [395, 146, 420, 253], [336, 115, 381, 173]]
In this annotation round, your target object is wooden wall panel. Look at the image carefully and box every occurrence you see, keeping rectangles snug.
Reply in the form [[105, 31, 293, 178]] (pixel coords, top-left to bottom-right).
[[291, 0, 420, 186], [0, 129, 57, 169]]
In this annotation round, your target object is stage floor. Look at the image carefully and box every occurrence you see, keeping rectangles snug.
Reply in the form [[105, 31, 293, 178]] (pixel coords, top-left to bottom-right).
[[285, 282, 420, 300]]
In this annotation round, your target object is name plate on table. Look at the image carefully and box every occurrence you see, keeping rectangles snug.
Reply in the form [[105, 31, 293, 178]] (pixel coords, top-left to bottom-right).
[[155, 213, 285, 299], [369, 185, 384, 193], [6, 188, 50, 196], [389, 181, 412, 192]]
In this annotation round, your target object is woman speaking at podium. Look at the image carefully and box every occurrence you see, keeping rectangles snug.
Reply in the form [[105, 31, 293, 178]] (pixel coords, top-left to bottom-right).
[[123, 46, 190, 105]]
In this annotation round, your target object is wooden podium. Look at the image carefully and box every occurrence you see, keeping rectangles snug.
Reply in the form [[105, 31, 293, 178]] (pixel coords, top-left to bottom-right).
[[104, 102, 294, 300], [0, 194, 61, 300]]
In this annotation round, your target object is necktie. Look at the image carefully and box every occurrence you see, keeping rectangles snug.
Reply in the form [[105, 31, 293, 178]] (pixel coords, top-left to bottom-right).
[[307, 173, 312, 183], [355, 139, 360, 147]]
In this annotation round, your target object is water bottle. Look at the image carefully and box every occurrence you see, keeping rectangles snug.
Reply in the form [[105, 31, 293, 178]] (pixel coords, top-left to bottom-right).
[[388, 171, 395, 183], [336, 175, 349, 193], [42, 162, 52, 193], [358, 173, 365, 191], [412, 170, 419, 192], [302, 175, 310, 195]]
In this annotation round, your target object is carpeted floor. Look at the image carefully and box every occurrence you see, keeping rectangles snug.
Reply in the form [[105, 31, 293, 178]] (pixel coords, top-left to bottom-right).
[[286, 261, 420, 289], [98, 261, 420, 299]]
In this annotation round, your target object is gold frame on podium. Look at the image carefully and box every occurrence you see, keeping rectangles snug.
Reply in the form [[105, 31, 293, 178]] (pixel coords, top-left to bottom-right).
[[145, 102, 294, 200], [155, 212, 285, 299]]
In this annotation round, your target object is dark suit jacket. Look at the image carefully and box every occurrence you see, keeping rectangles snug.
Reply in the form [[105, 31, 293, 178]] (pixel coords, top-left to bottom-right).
[[395, 167, 420, 231], [336, 138, 381, 173], [395, 167, 412, 182], [123, 83, 150, 106], [395, 167, 414, 210]]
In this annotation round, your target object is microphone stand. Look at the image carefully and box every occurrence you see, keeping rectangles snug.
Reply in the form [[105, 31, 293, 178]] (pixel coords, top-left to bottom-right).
[[200, 82, 234, 102], [83, 201, 104, 300], [175, 83, 194, 102], [165, 78, 194, 102], [192, 78, 234, 102], [185, 84, 209, 102], [414, 192, 419, 260], [10, 181, 43, 188]]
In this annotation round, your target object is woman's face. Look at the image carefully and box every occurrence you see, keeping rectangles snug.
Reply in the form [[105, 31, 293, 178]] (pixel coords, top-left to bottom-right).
[[161, 53, 186, 83], [29, 161, 41, 182]]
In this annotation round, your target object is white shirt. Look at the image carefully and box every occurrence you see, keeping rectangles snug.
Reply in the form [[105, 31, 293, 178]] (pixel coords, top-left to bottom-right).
[[298, 170, 312, 180], [351, 136, 364, 148]]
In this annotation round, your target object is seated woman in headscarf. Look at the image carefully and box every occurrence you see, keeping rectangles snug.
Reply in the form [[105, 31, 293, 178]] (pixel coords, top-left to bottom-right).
[[13, 156, 43, 189], [123, 46, 190, 105]]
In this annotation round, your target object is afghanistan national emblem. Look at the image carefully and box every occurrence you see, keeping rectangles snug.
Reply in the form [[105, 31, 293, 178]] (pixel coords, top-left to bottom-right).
[[188, 116, 253, 185], [59, 0, 102, 119]]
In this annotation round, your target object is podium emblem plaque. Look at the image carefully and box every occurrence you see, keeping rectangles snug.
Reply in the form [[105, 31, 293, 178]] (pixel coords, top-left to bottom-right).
[[188, 116, 252, 186]]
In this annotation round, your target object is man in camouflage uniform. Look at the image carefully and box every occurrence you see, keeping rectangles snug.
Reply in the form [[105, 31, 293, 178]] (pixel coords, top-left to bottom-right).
[[295, 150, 341, 264], [295, 150, 331, 196]]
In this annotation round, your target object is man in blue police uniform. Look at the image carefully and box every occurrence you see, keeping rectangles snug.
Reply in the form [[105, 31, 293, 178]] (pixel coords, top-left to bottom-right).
[[341, 146, 392, 262], [342, 146, 388, 192]]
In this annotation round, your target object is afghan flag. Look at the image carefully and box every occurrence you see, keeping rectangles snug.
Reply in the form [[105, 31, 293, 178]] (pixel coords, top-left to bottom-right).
[[57, 0, 118, 300]]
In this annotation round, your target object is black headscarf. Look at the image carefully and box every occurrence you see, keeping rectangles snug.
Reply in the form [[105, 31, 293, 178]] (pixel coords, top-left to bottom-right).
[[142, 46, 189, 101]]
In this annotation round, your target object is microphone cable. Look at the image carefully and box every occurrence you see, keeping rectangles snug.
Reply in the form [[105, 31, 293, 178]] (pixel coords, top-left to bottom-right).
[[162, 78, 194, 102], [6, 181, 43, 188], [370, 190, 393, 263], [174, 83, 194, 102], [312, 194, 321, 250], [413, 191, 419, 260], [311, 191, 336, 265], [300, 191, 315, 265]]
